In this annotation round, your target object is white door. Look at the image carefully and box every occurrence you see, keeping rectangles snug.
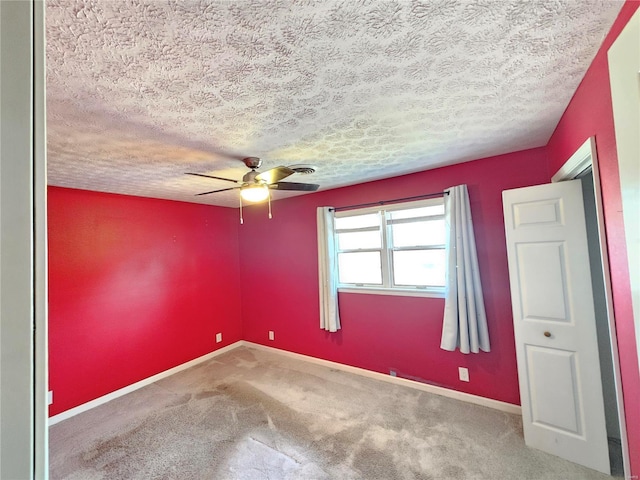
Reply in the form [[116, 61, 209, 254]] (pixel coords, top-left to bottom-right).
[[502, 180, 610, 474]]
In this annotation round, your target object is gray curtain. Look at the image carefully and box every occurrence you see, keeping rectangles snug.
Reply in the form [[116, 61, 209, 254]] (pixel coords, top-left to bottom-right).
[[317, 207, 341, 332], [440, 185, 490, 353]]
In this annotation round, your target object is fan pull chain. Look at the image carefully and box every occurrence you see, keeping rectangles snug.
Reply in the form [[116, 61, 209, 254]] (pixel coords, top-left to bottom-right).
[[239, 194, 244, 224], [268, 190, 273, 219]]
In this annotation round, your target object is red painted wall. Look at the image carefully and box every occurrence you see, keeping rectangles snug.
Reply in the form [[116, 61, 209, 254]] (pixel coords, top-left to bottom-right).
[[48, 187, 242, 415], [239, 148, 549, 406], [546, 1, 640, 474]]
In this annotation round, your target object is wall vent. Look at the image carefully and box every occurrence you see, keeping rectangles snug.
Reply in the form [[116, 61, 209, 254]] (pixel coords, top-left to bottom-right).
[[288, 164, 317, 175]]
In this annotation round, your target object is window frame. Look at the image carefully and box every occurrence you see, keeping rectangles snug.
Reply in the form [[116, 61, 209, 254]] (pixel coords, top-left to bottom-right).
[[334, 197, 446, 298]]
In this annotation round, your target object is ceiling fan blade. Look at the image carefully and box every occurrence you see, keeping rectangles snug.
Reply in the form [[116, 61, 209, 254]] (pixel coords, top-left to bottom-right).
[[195, 187, 240, 196], [270, 182, 320, 191], [255, 166, 295, 184], [186, 172, 239, 183]]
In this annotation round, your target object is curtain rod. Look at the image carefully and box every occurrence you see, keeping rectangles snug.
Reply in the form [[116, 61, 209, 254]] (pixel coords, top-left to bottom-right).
[[329, 190, 448, 212]]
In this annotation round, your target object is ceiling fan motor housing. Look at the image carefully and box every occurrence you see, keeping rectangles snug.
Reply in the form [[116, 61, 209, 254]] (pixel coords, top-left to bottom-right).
[[243, 170, 260, 183]]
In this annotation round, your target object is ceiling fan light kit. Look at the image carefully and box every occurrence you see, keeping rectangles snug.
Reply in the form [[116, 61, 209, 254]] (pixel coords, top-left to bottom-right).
[[187, 157, 320, 223], [238, 183, 272, 225], [240, 183, 269, 202]]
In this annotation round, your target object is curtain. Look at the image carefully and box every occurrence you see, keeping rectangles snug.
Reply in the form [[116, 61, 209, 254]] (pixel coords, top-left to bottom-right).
[[440, 185, 490, 353], [317, 207, 341, 332]]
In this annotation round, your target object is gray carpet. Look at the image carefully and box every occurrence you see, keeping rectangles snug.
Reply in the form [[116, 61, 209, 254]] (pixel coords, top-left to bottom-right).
[[50, 346, 615, 479]]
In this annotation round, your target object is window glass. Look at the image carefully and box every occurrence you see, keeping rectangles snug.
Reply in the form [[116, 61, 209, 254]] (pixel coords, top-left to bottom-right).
[[338, 252, 382, 284], [337, 230, 381, 250], [390, 205, 444, 220], [393, 250, 446, 286], [334, 198, 446, 293], [335, 213, 380, 230], [391, 219, 445, 247]]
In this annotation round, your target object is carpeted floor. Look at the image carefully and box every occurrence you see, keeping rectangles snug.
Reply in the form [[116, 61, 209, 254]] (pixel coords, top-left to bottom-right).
[[50, 346, 618, 479]]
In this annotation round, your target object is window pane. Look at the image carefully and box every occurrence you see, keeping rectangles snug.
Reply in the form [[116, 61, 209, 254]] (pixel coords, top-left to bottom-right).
[[390, 205, 444, 220], [393, 250, 445, 286], [392, 219, 445, 247], [338, 252, 382, 284], [337, 230, 381, 250], [335, 213, 380, 230]]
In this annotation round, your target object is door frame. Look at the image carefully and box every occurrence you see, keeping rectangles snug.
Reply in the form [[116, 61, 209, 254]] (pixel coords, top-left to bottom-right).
[[34, 0, 49, 476], [0, 0, 48, 478], [551, 136, 629, 476]]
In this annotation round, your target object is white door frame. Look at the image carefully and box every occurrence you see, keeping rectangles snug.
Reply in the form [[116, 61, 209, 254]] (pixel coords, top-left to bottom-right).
[[552, 137, 629, 476], [0, 0, 48, 478], [34, 0, 49, 476]]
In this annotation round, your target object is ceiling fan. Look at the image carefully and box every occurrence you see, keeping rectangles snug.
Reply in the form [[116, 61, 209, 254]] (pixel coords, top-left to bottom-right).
[[187, 157, 319, 202]]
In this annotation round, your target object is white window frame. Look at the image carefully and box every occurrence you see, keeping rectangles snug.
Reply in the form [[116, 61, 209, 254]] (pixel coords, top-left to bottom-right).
[[334, 197, 445, 298]]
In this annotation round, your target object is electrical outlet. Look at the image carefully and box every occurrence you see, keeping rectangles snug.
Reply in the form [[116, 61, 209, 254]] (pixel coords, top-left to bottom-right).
[[216, 332, 222, 343], [47, 391, 53, 405], [268, 330, 274, 341], [458, 367, 469, 382]]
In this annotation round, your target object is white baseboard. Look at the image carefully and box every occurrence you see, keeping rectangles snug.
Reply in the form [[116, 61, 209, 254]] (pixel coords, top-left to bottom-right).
[[49, 340, 521, 425], [48, 342, 243, 426], [241, 341, 522, 416]]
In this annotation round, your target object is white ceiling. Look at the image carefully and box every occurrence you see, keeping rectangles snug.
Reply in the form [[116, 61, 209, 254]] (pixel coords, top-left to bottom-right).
[[46, 0, 624, 208]]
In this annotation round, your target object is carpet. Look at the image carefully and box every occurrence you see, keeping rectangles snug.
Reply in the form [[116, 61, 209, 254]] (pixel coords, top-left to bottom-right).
[[50, 346, 616, 479]]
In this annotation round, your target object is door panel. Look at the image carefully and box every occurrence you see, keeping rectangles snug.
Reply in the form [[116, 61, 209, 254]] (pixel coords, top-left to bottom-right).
[[512, 198, 563, 227], [527, 346, 581, 434], [517, 242, 569, 321], [503, 180, 610, 474]]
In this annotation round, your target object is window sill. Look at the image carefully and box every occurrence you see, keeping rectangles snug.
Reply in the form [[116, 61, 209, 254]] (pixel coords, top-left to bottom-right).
[[338, 287, 445, 299]]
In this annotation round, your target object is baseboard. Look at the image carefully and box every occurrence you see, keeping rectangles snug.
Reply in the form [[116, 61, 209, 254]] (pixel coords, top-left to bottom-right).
[[49, 339, 521, 425], [241, 341, 522, 416], [48, 341, 243, 426]]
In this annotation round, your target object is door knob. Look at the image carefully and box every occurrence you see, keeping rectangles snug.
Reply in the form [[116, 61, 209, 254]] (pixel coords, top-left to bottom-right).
[[544, 331, 552, 338]]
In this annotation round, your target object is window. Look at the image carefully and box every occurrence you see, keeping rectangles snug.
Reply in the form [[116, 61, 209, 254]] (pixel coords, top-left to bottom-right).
[[334, 198, 445, 297]]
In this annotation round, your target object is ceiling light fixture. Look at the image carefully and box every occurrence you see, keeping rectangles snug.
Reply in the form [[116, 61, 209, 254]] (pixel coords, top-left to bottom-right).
[[240, 183, 269, 202], [238, 183, 272, 224]]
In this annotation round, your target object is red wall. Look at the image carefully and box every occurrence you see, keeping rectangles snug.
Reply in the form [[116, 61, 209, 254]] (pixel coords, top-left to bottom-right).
[[546, 1, 640, 474], [48, 187, 242, 415], [238, 148, 549, 406]]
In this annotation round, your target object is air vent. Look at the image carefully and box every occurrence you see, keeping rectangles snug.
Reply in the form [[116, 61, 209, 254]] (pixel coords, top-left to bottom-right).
[[288, 164, 317, 175]]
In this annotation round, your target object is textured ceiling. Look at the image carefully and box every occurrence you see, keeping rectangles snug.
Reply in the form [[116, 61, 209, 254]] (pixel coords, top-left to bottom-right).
[[46, 0, 624, 207]]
